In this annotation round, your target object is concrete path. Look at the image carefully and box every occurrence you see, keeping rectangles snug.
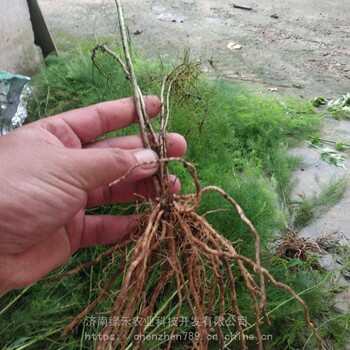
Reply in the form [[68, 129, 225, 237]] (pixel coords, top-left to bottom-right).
[[38, 0, 350, 98]]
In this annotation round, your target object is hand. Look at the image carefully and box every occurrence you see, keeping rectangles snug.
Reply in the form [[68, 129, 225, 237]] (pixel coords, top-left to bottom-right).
[[0, 96, 186, 295]]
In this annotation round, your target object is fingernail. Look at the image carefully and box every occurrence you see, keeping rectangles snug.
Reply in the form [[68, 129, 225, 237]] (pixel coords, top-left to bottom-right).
[[134, 149, 159, 169]]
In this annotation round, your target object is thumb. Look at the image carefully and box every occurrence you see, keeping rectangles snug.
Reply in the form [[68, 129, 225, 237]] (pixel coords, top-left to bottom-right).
[[68, 147, 159, 190]]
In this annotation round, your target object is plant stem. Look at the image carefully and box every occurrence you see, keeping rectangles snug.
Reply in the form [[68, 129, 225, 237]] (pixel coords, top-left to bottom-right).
[[114, 0, 157, 150], [319, 138, 350, 147], [114, 0, 161, 194], [0, 285, 31, 316]]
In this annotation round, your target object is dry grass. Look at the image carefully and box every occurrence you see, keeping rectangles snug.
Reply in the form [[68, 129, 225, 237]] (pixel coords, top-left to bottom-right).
[[276, 233, 326, 261]]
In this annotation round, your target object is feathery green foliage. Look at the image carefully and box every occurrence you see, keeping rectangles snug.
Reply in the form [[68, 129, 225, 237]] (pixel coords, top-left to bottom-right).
[[1, 45, 346, 349]]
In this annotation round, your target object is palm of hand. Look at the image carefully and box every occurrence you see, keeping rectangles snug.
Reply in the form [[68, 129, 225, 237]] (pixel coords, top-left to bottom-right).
[[0, 97, 186, 293]]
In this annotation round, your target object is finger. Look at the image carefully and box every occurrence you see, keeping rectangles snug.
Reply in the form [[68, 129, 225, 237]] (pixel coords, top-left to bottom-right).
[[49, 96, 161, 144], [80, 215, 139, 248], [87, 175, 180, 208], [67, 147, 159, 191], [85, 133, 187, 157]]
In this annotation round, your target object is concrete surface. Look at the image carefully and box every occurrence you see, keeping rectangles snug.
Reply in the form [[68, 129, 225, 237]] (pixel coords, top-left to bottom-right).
[[0, 0, 43, 75], [38, 0, 350, 99], [289, 117, 350, 314], [291, 119, 350, 246]]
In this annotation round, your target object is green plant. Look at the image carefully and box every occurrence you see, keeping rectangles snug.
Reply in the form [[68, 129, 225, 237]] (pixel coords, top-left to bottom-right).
[[2, 37, 342, 349], [311, 93, 350, 119], [293, 177, 347, 229]]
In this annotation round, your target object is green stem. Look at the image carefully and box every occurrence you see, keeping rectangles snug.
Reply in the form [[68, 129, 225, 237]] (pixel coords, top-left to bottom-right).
[[125, 287, 182, 350], [0, 285, 31, 317], [319, 138, 350, 147], [6, 329, 60, 350], [302, 310, 350, 350], [224, 274, 329, 348]]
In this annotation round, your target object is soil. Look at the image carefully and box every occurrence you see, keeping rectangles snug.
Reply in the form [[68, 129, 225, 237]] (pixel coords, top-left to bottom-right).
[[39, 0, 350, 99], [38, 0, 350, 317]]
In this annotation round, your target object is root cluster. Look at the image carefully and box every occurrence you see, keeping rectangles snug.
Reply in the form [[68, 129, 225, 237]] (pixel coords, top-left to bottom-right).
[[62, 161, 323, 349], [276, 233, 326, 261]]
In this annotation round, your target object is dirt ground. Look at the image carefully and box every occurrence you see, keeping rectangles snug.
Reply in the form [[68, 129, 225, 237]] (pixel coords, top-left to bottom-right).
[[39, 0, 350, 316], [39, 0, 350, 99]]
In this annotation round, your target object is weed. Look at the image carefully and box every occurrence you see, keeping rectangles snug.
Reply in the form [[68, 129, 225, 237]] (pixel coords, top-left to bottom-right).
[[312, 93, 350, 119], [293, 178, 347, 229]]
